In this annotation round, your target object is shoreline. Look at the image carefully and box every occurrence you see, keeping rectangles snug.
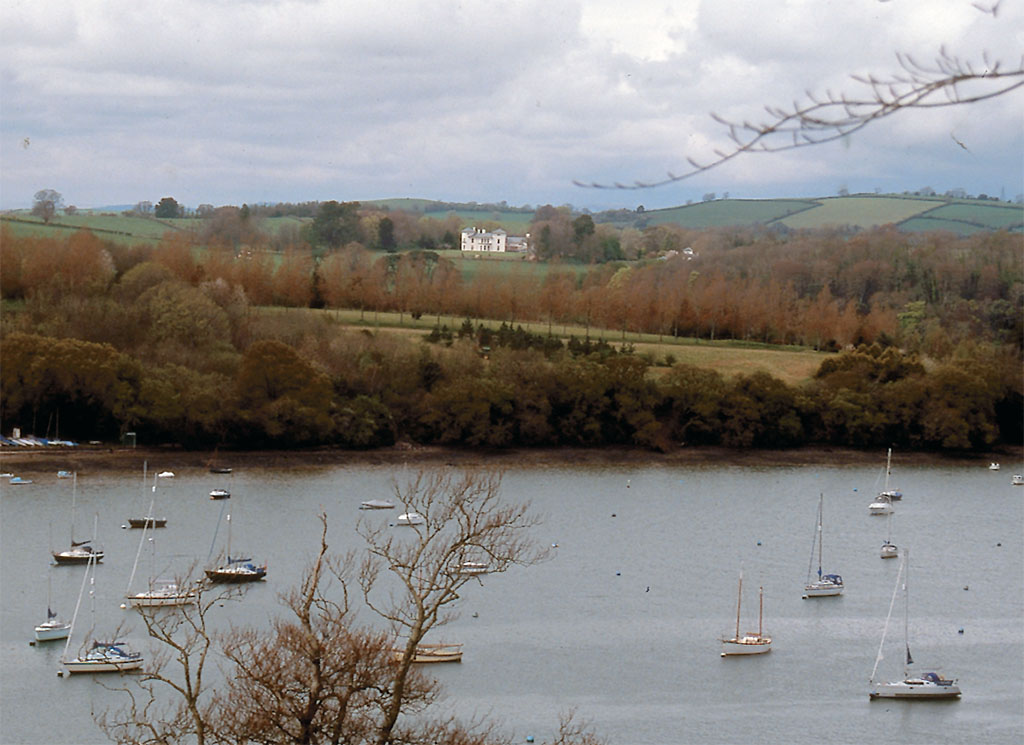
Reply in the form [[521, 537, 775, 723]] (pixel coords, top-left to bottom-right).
[[1, 443, 1019, 475]]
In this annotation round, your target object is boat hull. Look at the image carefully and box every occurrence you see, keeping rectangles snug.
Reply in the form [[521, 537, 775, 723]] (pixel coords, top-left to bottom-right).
[[128, 517, 167, 529], [205, 565, 267, 583], [127, 592, 196, 607], [393, 644, 463, 663], [803, 583, 843, 598], [869, 680, 961, 699], [34, 622, 71, 642], [721, 637, 771, 656], [64, 657, 144, 674], [53, 550, 104, 565]]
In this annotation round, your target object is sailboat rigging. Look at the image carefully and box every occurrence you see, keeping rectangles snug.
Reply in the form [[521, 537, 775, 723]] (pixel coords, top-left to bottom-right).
[[880, 511, 898, 559], [869, 448, 900, 515], [721, 567, 771, 656], [869, 550, 961, 700], [52, 473, 104, 565], [61, 518, 143, 674], [127, 462, 167, 529], [124, 493, 195, 608], [205, 498, 266, 584], [34, 572, 71, 641], [803, 493, 843, 598]]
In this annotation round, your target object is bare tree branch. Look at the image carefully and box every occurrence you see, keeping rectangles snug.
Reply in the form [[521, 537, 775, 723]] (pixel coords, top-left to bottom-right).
[[576, 48, 1023, 190]]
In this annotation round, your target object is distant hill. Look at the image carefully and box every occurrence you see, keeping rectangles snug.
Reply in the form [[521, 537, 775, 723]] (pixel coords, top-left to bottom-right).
[[4, 193, 1021, 242], [594, 194, 1023, 236]]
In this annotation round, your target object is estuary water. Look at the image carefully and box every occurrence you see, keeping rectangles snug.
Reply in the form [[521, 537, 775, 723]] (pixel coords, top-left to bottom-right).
[[1, 459, 1022, 745]]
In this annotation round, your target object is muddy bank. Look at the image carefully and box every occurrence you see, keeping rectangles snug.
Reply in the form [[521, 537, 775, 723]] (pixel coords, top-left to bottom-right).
[[1, 443, 1016, 476]]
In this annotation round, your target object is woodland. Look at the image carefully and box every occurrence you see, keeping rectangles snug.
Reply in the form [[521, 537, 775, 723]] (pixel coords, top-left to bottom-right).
[[0, 205, 1021, 454]]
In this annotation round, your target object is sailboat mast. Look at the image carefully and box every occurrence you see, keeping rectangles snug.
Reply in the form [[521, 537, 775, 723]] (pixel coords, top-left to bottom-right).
[[903, 548, 911, 678], [885, 448, 892, 491], [817, 494, 824, 578], [69, 472, 78, 546], [735, 570, 743, 638], [758, 586, 764, 638]]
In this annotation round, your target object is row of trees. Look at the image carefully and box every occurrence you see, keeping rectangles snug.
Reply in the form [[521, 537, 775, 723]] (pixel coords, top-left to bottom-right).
[[3, 331, 1018, 452], [2, 223, 1020, 354]]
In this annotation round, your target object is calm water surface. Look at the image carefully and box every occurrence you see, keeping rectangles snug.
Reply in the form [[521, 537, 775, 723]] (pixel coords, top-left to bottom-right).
[[1, 459, 1022, 745]]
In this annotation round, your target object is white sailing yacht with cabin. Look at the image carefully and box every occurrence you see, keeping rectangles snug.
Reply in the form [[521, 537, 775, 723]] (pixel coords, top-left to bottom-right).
[[803, 493, 844, 598], [124, 489, 196, 608], [721, 568, 771, 656], [880, 511, 898, 559], [869, 448, 900, 515], [61, 521, 144, 674], [869, 550, 961, 700], [34, 573, 71, 642]]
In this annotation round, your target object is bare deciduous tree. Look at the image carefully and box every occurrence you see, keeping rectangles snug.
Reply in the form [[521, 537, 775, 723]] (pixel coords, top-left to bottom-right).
[[98, 570, 242, 745], [101, 473, 599, 745], [357, 468, 549, 745]]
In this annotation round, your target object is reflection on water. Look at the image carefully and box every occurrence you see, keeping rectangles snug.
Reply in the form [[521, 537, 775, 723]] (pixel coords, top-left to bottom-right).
[[1, 461, 1021, 744]]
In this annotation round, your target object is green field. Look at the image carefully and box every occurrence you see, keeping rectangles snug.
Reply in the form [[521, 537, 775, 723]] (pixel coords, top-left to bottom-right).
[[637, 198, 817, 228], [597, 194, 1022, 236], [285, 307, 828, 385], [777, 195, 948, 230]]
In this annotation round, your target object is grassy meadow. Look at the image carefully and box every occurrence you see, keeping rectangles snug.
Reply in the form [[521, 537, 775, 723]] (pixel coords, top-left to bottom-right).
[[275, 306, 828, 385]]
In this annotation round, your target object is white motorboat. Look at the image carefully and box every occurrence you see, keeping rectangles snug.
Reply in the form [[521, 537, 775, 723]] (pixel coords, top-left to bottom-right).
[[868, 495, 894, 515], [989, 462, 1000, 470], [454, 561, 489, 575], [157, 471, 174, 478], [209, 488, 231, 499], [360, 499, 395, 510], [393, 642, 463, 663], [721, 569, 771, 656], [1012, 475, 1023, 486], [396, 512, 425, 526], [803, 493, 843, 598], [869, 550, 961, 700]]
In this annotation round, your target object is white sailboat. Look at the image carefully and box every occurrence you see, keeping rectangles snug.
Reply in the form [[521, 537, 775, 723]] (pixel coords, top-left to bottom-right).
[[803, 494, 844, 598], [869, 448, 900, 515], [124, 492, 196, 608], [61, 522, 144, 674], [34, 573, 71, 642], [869, 550, 961, 700], [721, 568, 771, 656], [880, 511, 898, 559]]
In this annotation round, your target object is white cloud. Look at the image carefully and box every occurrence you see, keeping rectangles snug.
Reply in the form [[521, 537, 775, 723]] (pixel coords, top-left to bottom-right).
[[1, 0, 1020, 210]]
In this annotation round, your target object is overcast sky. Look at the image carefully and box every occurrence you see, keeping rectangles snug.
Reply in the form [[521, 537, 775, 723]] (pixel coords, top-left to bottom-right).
[[2, 0, 1021, 212]]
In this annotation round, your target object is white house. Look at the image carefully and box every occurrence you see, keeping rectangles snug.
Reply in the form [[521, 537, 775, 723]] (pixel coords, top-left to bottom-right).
[[461, 227, 507, 252]]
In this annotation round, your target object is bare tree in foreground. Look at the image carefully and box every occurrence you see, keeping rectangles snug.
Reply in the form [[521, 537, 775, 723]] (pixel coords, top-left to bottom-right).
[[98, 571, 241, 745], [577, 44, 1023, 190], [102, 472, 599, 745], [357, 468, 550, 745]]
